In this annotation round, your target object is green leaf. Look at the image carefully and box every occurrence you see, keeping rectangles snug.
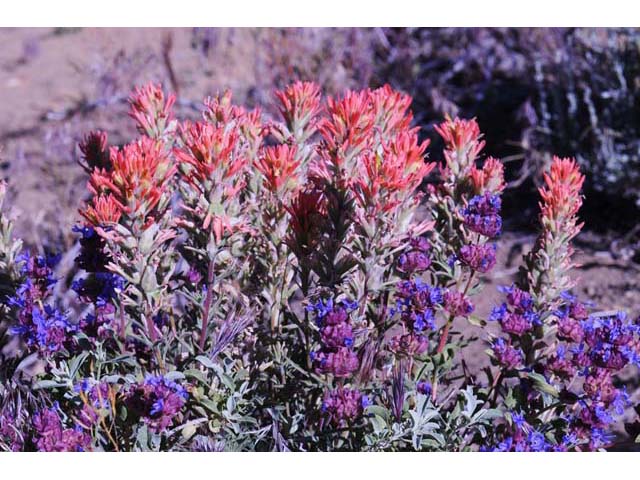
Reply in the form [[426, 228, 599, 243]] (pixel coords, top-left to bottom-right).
[[526, 372, 559, 398], [164, 370, 186, 382], [184, 369, 210, 385], [195, 355, 217, 369], [68, 351, 89, 378], [369, 415, 387, 434], [366, 405, 391, 422], [467, 315, 486, 327], [33, 379, 68, 390]]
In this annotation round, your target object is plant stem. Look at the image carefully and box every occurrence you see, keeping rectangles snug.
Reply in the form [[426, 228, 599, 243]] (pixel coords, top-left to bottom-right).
[[199, 256, 215, 351], [432, 271, 476, 401]]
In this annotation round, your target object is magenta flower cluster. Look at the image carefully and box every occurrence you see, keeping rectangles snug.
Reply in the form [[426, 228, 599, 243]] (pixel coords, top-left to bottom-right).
[[309, 299, 359, 377], [321, 388, 370, 428], [8, 253, 74, 355], [125, 376, 188, 432], [459, 243, 497, 274], [490, 285, 541, 337], [308, 299, 369, 427], [389, 278, 443, 356], [397, 237, 432, 275], [462, 193, 502, 238], [32, 406, 92, 452]]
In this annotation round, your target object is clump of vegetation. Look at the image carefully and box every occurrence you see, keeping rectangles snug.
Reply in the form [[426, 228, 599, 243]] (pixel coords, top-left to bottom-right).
[[0, 82, 637, 451]]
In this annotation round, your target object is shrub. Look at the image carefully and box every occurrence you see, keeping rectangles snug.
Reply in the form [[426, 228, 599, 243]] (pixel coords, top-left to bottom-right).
[[0, 82, 637, 451]]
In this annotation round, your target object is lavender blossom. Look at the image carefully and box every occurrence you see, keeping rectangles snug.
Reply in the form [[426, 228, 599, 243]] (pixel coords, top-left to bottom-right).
[[125, 376, 188, 432], [462, 193, 502, 238], [32, 406, 92, 452], [459, 243, 496, 273], [321, 388, 368, 427]]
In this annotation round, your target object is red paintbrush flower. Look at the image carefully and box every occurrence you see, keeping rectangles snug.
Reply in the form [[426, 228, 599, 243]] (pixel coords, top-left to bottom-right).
[[355, 132, 433, 212], [203, 90, 243, 126], [80, 194, 123, 226], [539, 156, 585, 224], [319, 89, 375, 165], [203, 92, 264, 159], [285, 186, 327, 259], [434, 117, 483, 153], [176, 120, 246, 195], [256, 144, 301, 194], [370, 84, 413, 139], [89, 137, 175, 222], [435, 117, 485, 178], [129, 83, 176, 139], [522, 156, 585, 305], [275, 81, 322, 142], [78, 130, 110, 172], [469, 157, 505, 195]]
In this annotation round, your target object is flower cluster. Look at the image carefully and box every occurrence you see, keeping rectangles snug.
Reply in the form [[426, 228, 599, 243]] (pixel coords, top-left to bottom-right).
[[549, 300, 640, 448], [32, 406, 92, 452], [459, 243, 497, 274], [316, 85, 434, 219], [490, 285, 541, 337], [70, 225, 124, 340], [389, 279, 444, 356], [469, 157, 505, 195], [285, 186, 327, 264], [321, 388, 370, 428], [125, 376, 188, 432], [522, 157, 585, 306], [256, 144, 301, 196], [490, 338, 523, 370], [129, 83, 176, 139], [274, 81, 322, 145], [486, 157, 640, 451], [429, 117, 503, 290], [176, 94, 260, 245], [397, 237, 431, 276], [86, 137, 176, 227], [308, 299, 369, 427], [309, 299, 359, 377], [2, 82, 637, 452], [491, 412, 554, 452], [75, 381, 115, 428], [0, 411, 24, 452], [8, 253, 73, 354], [434, 117, 484, 180], [462, 193, 502, 238]]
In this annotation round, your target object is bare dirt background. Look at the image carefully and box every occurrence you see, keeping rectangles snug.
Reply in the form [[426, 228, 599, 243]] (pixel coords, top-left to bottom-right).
[[1, 29, 639, 434]]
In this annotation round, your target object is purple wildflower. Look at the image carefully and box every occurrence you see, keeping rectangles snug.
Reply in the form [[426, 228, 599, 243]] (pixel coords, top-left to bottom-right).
[[398, 237, 432, 275], [462, 193, 502, 238], [72, 272, 124, 307], [312, 348, 359, 378], [75, 381, 113, 427], [309, 298, 360, 377], [0, 412, 24, 451], [582, 312, 640, 370], [443, 290, 474, 318], [32, 406, 92, 452], [390, 279, 443, 356], [490, 286, 540, 336], [491, 337, 523, 369], [416, 381, 432, 396], [321, 388, 366, 427], [125, 375, 188, 432], [459, 243, 496, 273]]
